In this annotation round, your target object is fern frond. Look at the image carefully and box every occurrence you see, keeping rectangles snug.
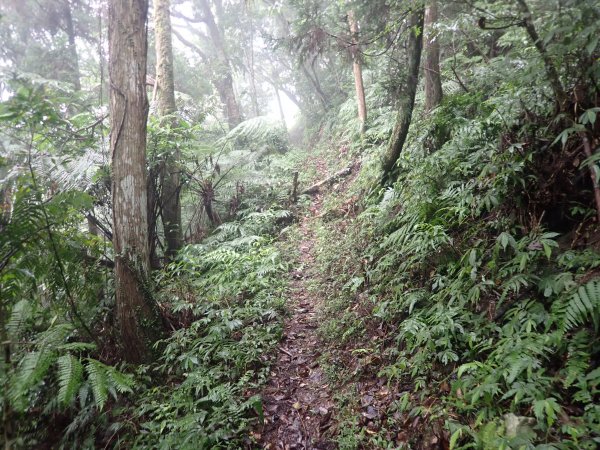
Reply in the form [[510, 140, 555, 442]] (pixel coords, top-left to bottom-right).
[[11, 349, 55, 409], [57, 354, 84, 405], [562, 331, 590, 388], [218, 116, 286, 147], [563, 279, 600, 332], [107, 367, 135, 394], [38, 323, 74, 349], [7, 299, 31, 337], [85, 359, 108, 409], [58, 342, 97, 352]]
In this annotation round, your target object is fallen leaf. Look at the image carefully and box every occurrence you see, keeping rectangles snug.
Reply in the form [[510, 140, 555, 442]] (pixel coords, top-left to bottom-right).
[[362, 406, 378, 419]]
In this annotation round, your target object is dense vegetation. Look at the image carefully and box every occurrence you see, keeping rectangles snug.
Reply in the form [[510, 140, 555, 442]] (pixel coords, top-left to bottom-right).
[[1, 0, 600, 449]]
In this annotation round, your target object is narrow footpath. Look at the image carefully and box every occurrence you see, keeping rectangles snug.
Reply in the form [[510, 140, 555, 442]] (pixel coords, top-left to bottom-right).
[[258, 159, 336, 450]]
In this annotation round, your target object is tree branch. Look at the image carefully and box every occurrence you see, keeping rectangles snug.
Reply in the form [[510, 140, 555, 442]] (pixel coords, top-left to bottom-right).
[[171, 9, 205, 23], [172, 28, 207, 59]]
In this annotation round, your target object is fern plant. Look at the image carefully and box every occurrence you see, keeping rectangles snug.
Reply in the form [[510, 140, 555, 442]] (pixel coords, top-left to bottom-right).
[[562, 279, 600, 333]]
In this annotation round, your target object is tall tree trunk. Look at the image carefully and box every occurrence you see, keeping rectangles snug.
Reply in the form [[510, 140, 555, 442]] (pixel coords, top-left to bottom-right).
[[199, 0, 242, 129], [424, 0, 442, 111], [109, 0, 161, 363], [63, 0, 81, 91], [348, 10, 367, 133], [154, 0, 182, 260], [381, 8, 425, 185]]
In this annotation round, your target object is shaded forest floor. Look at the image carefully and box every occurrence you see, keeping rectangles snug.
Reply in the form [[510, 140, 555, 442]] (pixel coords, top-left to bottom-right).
[[258, 156, 337, 449], [253, 145, 435, 449]]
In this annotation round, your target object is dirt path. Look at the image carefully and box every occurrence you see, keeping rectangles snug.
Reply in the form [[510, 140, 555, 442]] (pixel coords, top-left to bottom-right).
[[257, 160, 336, 450]]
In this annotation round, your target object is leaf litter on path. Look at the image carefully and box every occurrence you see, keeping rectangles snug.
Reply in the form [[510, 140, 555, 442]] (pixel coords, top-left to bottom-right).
[[257, 160, 336, 450]]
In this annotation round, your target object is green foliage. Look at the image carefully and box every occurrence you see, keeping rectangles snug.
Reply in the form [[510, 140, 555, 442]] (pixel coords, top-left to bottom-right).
[[218, 116, 288, 155], [0, 78, 129, 448], [57, 354, 84, 405], [128, 207, 289, 449], [309, 1, 600, 444], [3, 0, 600, 448], [562, 280, 600, 332]]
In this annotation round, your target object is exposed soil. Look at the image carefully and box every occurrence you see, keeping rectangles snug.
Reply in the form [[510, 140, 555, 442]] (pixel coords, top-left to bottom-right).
[[257, 159, 336, 450]]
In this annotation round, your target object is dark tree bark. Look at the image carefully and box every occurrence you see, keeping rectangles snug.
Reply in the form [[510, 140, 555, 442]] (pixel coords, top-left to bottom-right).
[[154, 0, 182, 260], [381, 8, 425, 185], [202, 180, 221, 226], [424, 0, 442, 111], [348, 10, 367, 133], [109, 0, 161, 363]]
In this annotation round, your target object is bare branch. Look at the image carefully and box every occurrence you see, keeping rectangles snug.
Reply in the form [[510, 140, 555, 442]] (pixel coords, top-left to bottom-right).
[[172, 28, 207, 59]]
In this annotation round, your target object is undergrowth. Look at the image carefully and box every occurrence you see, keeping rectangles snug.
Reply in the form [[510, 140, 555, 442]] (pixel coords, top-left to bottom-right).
[[128, 209, 291, 449], [312, 69, 600, 449]]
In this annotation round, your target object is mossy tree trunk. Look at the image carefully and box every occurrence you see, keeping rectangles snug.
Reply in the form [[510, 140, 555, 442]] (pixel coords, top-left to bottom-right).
[[381, 8, 425, 185], [109, 0, 161, 364], [424, 0, 442, 112], [154, 0, 182, 260]]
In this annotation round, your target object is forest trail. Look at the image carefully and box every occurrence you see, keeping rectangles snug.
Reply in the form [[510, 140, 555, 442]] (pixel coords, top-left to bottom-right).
[[257, 158, 336, 450]]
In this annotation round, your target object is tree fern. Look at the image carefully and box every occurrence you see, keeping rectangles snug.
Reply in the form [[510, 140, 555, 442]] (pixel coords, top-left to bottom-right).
[[218, 116, 287, 149], [563, 279, 600, 332], [57, 354, 83, 405]]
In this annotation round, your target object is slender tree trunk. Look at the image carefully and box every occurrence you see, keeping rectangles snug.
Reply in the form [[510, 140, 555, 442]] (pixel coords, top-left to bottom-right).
[[581, 132, 600, 224], [516, 0, 567, 110], [267, 77, 306, 115], [202, 181, 220, 226], [424, 0, 443, 111], [248, 13, 260, 117], [381, 8, 425, 185], [0, 184, 12, 234], [0, 183, 12, 450], [199, 0, 242, 129], [300, 62, 329, 110], [63, 0, 81, 91], [109, 0, 161, 363], [154, 0, 182, 260], [274, 87, 287, 131], [147, 166, 161, 269], [348, 10, 367, 133]]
